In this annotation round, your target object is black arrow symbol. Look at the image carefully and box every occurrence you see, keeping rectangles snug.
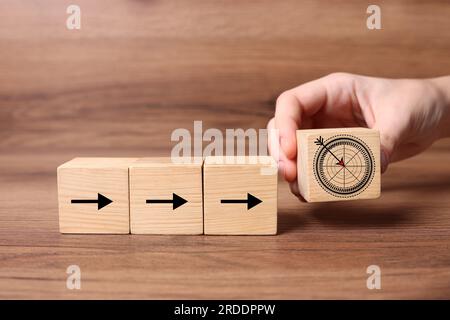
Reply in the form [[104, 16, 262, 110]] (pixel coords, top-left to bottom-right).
[[146, 193, 187, 210], [220, 193, 262, 210], [71, 193, 113, 210]]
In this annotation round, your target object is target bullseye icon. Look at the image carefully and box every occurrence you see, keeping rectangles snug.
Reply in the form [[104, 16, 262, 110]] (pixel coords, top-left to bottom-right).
[[313, 134, 376, 198]]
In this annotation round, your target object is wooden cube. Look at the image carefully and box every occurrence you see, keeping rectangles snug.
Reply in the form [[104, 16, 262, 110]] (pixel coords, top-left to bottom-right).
[[57, 158, 137, 234], [296, 128, 380, 202], [129, 158, 203, 234], [203, 156, 277, 235]]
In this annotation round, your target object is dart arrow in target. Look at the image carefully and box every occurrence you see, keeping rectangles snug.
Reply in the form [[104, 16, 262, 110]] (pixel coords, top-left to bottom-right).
[[336, 158, 345, 167], [315, 136, 345, 166]]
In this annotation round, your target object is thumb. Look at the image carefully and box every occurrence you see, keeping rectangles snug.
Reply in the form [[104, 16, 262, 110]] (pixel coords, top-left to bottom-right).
[[378, 130, 397, 174]]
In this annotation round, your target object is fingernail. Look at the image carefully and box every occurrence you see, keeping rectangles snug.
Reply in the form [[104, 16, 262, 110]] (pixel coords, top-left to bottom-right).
[[278, 160, 285, 176]]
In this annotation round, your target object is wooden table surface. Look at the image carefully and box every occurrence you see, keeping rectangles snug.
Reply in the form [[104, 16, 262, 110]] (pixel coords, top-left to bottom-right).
[[1, 0, 449, 299]]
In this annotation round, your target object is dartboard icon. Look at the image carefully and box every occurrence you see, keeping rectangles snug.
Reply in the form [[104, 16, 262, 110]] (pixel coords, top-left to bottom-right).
[[313, 134, 376, 198]]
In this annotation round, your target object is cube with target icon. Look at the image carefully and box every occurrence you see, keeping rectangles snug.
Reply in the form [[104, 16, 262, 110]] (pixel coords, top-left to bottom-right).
[[296, 128, 381, 202]]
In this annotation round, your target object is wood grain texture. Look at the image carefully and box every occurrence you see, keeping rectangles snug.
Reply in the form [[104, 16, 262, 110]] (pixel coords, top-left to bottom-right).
[[0, 0, 450, 299], [130, 158, 203, 235], [58, 158, 137, 234], [203, 156, 277, 235], [297, 128, 381, 202]]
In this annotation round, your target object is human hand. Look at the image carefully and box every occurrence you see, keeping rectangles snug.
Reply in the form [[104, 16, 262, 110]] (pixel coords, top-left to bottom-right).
[[267, 73, 450, 197]]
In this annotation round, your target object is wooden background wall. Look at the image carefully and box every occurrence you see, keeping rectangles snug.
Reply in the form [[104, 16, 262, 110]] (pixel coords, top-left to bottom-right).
[[1, 0, 449, 155]]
